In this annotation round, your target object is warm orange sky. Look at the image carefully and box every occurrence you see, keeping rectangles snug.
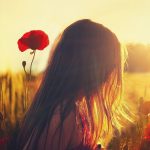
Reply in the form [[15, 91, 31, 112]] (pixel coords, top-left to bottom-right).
[[0, 0, 150, 73]]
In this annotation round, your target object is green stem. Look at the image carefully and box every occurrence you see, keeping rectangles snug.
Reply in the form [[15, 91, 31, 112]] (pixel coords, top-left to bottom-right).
[[22, 63, 28, 110], [23, 67, 28, 77], [29, 50, 36, 80], [24, 74, 28, 111], [24, 50, 36, 109], [23, 50, 36, 110]]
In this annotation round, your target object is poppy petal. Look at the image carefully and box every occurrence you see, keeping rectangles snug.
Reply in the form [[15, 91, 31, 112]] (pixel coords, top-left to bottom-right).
[[18, 38, 29, 52]]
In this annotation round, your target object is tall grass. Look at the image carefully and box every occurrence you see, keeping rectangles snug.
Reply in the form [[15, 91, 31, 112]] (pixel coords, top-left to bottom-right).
[[0, 72, 149, 149], [0, 72, 39, 136]]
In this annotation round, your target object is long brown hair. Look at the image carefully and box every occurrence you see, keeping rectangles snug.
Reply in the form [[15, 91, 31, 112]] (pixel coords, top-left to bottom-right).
[[17, 19, 129, 150]]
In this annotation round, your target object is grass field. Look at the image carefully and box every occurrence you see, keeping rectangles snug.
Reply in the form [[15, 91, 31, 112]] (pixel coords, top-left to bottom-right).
[[0, 72, 150, 149], [124, 73, 150, 102]]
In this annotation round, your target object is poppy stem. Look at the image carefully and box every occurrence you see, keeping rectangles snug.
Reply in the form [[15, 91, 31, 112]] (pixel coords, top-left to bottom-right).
[[29, 50, 36, 80], [21, 61, 28, 110], [23, 70, 28, 111], [23, 66, 28, 77], [24, 50, 36, 109]]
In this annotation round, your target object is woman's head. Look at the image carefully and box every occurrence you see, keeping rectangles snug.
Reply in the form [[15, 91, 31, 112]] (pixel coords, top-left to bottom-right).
[[48, 19, 122, 99], [18, 19, 125, 150]]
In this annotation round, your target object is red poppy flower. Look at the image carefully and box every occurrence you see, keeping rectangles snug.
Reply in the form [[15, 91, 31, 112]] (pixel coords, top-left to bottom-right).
[[143, 123, 150, 141], [18, 30, 49, 52]]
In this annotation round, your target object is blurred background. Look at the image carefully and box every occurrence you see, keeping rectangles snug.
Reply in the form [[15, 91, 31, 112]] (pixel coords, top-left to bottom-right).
[[0, 0, 150, 149]]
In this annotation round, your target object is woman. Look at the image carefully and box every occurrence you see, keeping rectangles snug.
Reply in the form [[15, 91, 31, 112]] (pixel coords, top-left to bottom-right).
[[17, 19, 128, 150]]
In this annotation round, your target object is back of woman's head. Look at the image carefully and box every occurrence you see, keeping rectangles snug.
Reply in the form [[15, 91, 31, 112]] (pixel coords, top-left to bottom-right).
[[17, 19, 126, 150], [48, 19, 121, 98]]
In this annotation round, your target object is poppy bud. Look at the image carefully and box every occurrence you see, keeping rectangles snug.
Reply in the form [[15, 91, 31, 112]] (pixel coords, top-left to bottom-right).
[[22, 61, 26, 68]]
